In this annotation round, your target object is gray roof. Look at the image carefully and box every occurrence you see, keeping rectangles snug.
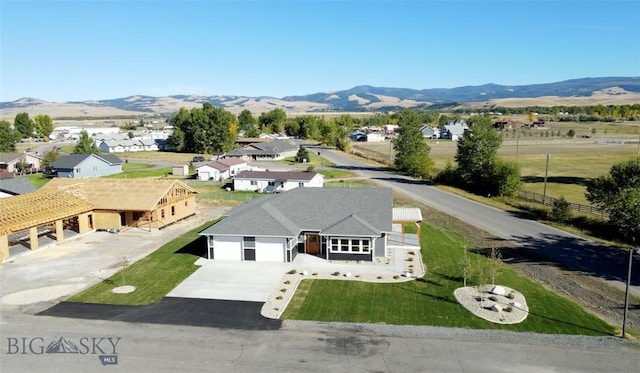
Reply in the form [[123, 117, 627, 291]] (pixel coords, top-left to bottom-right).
[[52, 154, 122, 169], [200, 187, 392, 238], [234, 170, 318, 182], [0, 153, 21, 163], [51, 154, 93, 169], [97, 154, 124, 165], [0, 178, 36, 195]]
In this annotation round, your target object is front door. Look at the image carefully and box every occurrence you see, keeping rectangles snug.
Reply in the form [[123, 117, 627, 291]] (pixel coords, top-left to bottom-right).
[[306, 234, 320, 255]]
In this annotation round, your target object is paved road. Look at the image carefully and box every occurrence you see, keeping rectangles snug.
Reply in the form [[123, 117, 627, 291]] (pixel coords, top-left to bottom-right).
[[1, 305, 637, 372], [310, 145, 640, 297]]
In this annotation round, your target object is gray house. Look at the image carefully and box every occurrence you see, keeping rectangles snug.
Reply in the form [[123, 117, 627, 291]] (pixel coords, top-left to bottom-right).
[[224, 139, 298, 161], [200, 187, 393, 262], [420, 125, 441, 139], [51, 154, 123, 178]]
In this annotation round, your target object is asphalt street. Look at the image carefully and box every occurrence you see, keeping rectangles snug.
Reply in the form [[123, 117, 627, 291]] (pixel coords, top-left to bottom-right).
[[2, 305, 638, 372], [313, 145, 640, 297]]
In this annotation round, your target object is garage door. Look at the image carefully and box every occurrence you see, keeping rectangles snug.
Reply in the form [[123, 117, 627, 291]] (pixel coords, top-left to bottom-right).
[[213, 237, 242, 260], [255, 238, 284, 262]]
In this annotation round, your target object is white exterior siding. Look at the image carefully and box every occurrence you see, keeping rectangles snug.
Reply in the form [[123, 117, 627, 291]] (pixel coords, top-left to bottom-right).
[[255, 237, 285, 262], [212, 236, 242, 260]]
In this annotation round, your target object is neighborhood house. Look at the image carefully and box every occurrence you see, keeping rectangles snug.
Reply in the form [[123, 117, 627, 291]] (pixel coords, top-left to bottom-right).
[[223, 139, 298, 161], [196, 158, 249, 181], [51, 154, 124, 178], [200, 187, 397, 262], [233, 170, 324, 193]]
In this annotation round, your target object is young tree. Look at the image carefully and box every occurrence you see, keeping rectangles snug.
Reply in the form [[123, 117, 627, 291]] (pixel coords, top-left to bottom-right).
[[295, 146, 310, 163], [393, 110, 433, 179], [41, 149, 60, 175], [586, 159, 640, 245], [487, 247, 502, 285], [458, 248, 473, 287], [73, 130, 99, 154], [0, 120, 21, 152], [14, 112, 34, 138], [34, 114, 54, 139], [567, 129, 575, 138], [551, 196, 572, 223]]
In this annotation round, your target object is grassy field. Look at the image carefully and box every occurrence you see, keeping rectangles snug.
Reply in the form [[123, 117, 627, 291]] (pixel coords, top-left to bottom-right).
[[282, 224, 616, 336], [67, 221, 215, 305], [359, 132, 640, 205]]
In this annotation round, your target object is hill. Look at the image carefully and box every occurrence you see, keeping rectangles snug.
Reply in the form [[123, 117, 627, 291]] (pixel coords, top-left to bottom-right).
[[1, 77, 639, 119]]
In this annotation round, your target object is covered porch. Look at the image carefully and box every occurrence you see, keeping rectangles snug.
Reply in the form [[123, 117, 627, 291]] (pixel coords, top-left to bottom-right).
[[388, 207, 423, 250]]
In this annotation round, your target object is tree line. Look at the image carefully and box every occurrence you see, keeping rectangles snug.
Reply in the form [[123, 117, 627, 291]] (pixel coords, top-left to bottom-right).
[[456, 104, 640, 122]]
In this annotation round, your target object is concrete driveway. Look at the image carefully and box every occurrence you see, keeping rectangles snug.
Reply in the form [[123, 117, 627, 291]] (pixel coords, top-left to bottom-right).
[[167, 259, 293, 302]]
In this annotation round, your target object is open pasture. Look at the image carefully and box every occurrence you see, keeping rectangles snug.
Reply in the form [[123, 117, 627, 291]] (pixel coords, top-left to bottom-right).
[[359, 126, 640, 205]]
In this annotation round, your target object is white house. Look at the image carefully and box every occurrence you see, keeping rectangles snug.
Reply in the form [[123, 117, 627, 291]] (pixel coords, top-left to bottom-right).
[[442, 119, 468, 141], [196, 158, 248, 181], [233, 171, 324, 193]]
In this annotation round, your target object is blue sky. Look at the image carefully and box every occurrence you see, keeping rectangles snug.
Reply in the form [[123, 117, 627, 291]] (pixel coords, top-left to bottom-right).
[[1, 0, 638, 102]]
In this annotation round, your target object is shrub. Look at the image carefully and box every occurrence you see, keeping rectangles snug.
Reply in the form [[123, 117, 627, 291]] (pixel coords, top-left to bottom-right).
[[507, 291, 515, 299], [488, 295, 498, 301], [287, 269, 297, 275], [312, 272, 318, 276], [280, 288, 286, 293], [504, 306, 513, 312], [332, 271, 340, 276], [393, 275, 400, 279], [551, 196, 572, 223], [284, 280, 291, 285], [407, 257, 414, 262], [276, 295, 283, 300]]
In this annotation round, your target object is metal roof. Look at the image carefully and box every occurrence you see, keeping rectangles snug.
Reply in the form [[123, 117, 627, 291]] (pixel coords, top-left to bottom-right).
[[392, 207, 423, 222]]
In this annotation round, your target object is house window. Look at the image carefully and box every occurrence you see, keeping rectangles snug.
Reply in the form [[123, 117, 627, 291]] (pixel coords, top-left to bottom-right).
[[171, 206, 175, 216], [161, 209, 165, 218], [75, 168, 81, 173], [298, 182, 304, 187], [250, 180, 257, 186], [243, 237, 256, 248], [268, 181, 275, 187], [329, 238, 371, 253], [185, 201, 188, 207]]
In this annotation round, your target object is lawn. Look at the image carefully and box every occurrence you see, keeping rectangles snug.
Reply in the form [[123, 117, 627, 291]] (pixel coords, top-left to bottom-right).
[[105, 166, 173, 179], [67, 221, 215, 305], [282, 224, 616, 336], [24, 173, 51, 188]]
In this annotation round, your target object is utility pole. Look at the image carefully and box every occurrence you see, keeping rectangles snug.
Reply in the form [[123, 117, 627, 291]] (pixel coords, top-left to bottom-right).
[[622, 247, 637, 338], [542, 154, 550, 204]]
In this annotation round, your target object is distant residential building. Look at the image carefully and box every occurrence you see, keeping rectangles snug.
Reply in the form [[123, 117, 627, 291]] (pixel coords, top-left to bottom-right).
[[233, 170, 324, 193], [0, 152, 42, 174], [224, 139, 298, 161], [51, 154, 123, 178], [420, 125, 440, 139], [196, 158, 249, 181]]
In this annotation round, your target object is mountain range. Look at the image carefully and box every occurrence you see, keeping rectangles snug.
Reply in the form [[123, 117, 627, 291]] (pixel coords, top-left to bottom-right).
[[1, 77, 639, 119]]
